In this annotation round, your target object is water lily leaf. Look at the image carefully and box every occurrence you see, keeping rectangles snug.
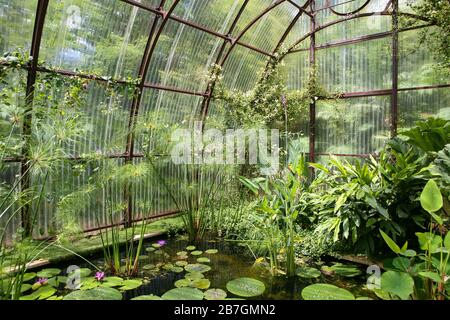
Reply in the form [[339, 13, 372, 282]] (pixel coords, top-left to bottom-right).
[[170, 266, 184, 273], [226, 277, 265, 297], [204, 288, 227, 300], [119, 279, 143, 291], [101, 276, 124, 288], [177, 255, 188, 260], [175, 279, 193, 288], [46, 295, 63, 300], [68, 268, 92, 278], [191, 250, 203, 256], [146, 247, 156, 252], [320, 266, 334, 275], [20, 286, 56, 300], [162, 263, 174, 270], [301, 284, 355, 300], [142, 264, 156, 270], [80, 278, 101, 290], [330, 263, 362, 277], [175, 261, 188, 267], [131, 295, 163, 300], [63, 287, 122, 300], [381, 271, 414, 300], [185, 264, 211, 273], [20, 284, 32, 293], [23, 273, 36, 282], [197, 257, 210, 263], [37, 268, 61, 278], [205, 249, 218, 254], [186, 246, 196, 251], [152, 243, 162, 248], [177, 251, 188, 256], [418, 271, 442, 283], [191, 279, 210, 290], [185, 272, 205, 280], [392, 257, 410, 272], [296, 267, 321, 279], [161, 287, 204, 300]]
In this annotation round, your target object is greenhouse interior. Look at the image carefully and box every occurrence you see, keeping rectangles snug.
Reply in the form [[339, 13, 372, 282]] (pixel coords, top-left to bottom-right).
[[0, 0, 449, 302]]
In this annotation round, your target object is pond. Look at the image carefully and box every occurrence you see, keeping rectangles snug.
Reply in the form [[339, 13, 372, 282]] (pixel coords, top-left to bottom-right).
[[21, 236, 377, 300]]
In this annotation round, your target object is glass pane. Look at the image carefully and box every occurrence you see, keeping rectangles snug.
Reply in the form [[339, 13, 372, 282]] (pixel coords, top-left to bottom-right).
[[0, 162, 20, 244], [398, 88, 450, 129], [285, 51, 310, 90], [40, 0, 155, 78], [144, 20, 222, 92], [317, 37, 392, 92], [0, 0, 36, 53], [399, 27, 450, 88], [316, 96, 391, 155]]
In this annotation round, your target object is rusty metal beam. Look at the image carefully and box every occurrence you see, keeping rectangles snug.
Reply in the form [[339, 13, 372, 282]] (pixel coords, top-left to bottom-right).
[[21, 0, 49, 237], [391, 0, 399, 137], [309, 0, 316, 164]]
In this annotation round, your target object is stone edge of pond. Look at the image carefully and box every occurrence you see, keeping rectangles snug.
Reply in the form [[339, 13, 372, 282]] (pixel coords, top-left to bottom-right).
[[4, 216, 184, 272]]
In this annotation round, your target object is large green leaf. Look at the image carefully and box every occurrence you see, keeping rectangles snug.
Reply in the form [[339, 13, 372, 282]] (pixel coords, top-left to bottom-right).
[[226, 278, 265, 298], [420, 180, 443, 214], [20, 286, 56, 300], [184, 264, 211, 273], [119, 279, 143, 291], [131, 295, 163, 300], [36, 268, 61, 278], [416, 232, 442, 254], [301, 284, 355, 300], [63, 287, 122, 300], [204, 289, 227, 300], [329, 263, 362, 277], [380, 230, 401, 254], [381, 271, 414, 300], [161, 287, 204, 300], [444, 232, 450, 250], [296, 267, 321, 279]]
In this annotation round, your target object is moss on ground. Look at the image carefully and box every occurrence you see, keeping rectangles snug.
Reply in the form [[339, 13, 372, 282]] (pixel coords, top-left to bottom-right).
[[3, 216, 184, 269]]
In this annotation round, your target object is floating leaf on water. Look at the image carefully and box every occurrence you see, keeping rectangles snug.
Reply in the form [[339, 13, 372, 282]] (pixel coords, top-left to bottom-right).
[[177, 255, 188, 260], [162, 263, 174, 271], [301, 284, 355, 300], [146, 247, 156, 252], [119, 279, 143, 291], [296, 267, 321, 279], [171, 266, 184, 273], [20, 284, 32, 293], [186, 246, 196, 251], [152, 243, 162, 248], [381, 271, 414, 300], [191, 250, 203, 256], [320, 266, 334, 276], [20, 286, 56, 300], [175, 279, 192, 288], [138, 255, 149, 261], [142, 264, 156, 270], [23, 273, 36, 282], [204, 288, 227, 300], [46, 295, 63, 300], [226, 277, 265, 298], [37, 268, 61, 278], [205, 249, 218, 254], [68, 268, 92, 278], [191, 279, 210, 290], [330, 263, 362, 277], [131, 295, 163, 300], [185, 272, 205, 280], [47, 277, 60, 287], [101, 276, 124, 288], [161, 287, 204, 300], [175, 261, 188, 267], [80, 278, 101, 290], [184, 264, 211, 273], [356, 296, 373, 300], [63, 287, 122, 300], [177, 251, 188, 256], [197, 257, 210, 263]]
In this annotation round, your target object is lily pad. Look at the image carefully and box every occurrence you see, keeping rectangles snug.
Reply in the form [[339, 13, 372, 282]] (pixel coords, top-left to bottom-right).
[[68, 268, 92, 278], [175, 279, 193, 288], [142, 264, 156, 270], [20, 284, 32, 293], [170, 266, 184, 273], [161, 287, 204, 300], [301, 284, 355, 300], [197, 257, 210, 263], [101, 276, 124, 288], [152, 243, 162, 248], [186, 246, 196, 251], [191, 279, 210, 290], [226, 277, 265, 298], [37, 268, 61, 278], [296, 267, 321, 279], [63, 287, 122, 300], [20, 286, 57, 300], [185, 272, 205, 280], [131, 295, 163, 300], [23, 273, 36, 282], [205, 249, 218, 254], [191, 250, 203, 256], [185, 264, 211, 273], [146, 247, 156, 252], [204, 288, 227, 300], [381, 271, 414, 300], [175, 261, 188, 267], [177, 251, 188, 256], [119, 279, 143, 291], [330, 263, 362, 277]]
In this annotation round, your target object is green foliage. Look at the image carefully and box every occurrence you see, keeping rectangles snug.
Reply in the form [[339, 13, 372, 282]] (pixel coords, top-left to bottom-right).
[[301, 283, 355, 300], [400, 118, 450, 153]]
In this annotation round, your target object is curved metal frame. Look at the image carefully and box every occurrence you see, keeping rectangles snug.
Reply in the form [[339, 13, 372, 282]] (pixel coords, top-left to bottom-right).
[[9, 0, 444, 236]]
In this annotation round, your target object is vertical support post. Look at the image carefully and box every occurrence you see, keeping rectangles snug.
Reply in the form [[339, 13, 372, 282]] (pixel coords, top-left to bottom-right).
[[21, 0, 49, 237], [309, 0, 316, 164], [391, 0, 399, 137]]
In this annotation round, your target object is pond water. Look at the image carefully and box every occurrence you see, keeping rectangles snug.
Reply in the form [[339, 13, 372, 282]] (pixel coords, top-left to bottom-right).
[[29, 236, 376, 300]]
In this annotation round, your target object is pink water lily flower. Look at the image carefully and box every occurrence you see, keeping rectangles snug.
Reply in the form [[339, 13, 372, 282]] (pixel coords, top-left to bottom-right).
[[36, 278, 48, 285], [157, 240, 167, 247], [95, 271, 105, 281]]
